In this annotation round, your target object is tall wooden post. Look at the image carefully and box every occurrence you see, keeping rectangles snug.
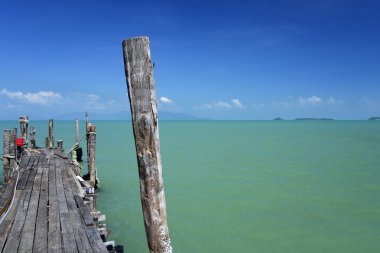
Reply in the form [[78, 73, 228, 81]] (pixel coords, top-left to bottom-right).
[[3, 129, 11, 183], [30, 127, 36, 148], [19, 116, 29, 140], [9, 128, 17, 174], [122, 36, 172, 253], [48, 119, 54, 148], [75, 118, 79, 143], [87, 124, 96, 187]]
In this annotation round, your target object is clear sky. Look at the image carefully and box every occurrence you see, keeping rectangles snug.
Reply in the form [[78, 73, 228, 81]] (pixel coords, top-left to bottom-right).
[[1, 0, 379, 120]]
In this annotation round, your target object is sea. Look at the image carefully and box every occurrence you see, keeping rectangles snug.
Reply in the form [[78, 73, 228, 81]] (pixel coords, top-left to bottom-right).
[[0, 120, 379, 253]]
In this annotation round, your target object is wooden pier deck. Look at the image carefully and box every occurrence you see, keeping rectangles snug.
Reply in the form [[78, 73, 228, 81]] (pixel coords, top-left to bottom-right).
[[0, 148, 108, 253]]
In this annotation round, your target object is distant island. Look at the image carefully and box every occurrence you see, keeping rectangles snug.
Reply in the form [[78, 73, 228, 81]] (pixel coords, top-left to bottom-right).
[[295, 118, 334, 121], [368, 117, 380, 120], [273, 117, 335, 121]]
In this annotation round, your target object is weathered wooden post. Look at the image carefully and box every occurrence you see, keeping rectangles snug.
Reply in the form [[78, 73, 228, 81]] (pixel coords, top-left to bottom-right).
[[75, 118, 79, 143], [48, 119, 54, 148], [9, 128, 17, 174], [57, 140, 63, 151], [87, 124, 96, 187], [74, 118, 83, 162], [3, 129, 11, 183], [30, 127, 36, 148], [19, 116, 29, 140], [122, 36, 172, 253], [45, 137, 49, 148]]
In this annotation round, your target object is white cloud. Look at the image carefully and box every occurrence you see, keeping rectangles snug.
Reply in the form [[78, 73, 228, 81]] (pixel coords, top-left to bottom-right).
[[231, 99, 244, 108], [326, 97, 336, 105], [159, 97, 174, 104], [194, 99, 245, 110], [64, 92, 121, 112], [0, 88, 62, 105], [273, 96, 343, 108], [215, 101, 232, 109], [298, 96, 322, 105]]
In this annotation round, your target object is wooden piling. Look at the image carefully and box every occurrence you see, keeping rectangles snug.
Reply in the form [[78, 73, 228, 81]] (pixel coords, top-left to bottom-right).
[[45, 137, 49, 148], [9, 128, 17, 175], [48, 119, 54, 148], [19, 116, 29, 140], [122, 36, 172, 253], [87, 125, 96, 187], [57, 140, 63, 151], [75, 118, 79, 143], [30, 127, 36, 148], [2, 129, 11, 183]]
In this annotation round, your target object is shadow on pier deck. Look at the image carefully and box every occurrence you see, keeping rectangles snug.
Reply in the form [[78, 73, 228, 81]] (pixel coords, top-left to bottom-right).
[[0, 148, 109, 253]]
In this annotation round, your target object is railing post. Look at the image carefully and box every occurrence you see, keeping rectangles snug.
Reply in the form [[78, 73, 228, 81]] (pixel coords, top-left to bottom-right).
[[87, 124, 96, 187], [122, 36, 172, 253]]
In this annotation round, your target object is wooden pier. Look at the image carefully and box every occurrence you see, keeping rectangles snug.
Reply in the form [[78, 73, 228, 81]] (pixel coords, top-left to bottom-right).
[[0, 35, 171, 253], [0, 118, 119, 253]]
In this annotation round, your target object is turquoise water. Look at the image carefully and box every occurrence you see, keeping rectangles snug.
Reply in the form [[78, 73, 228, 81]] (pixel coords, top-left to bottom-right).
[[1, 120, 379, 252]]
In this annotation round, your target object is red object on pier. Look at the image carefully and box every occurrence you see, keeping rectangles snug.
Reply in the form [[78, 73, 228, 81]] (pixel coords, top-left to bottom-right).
[[16, 138, 24, 147]]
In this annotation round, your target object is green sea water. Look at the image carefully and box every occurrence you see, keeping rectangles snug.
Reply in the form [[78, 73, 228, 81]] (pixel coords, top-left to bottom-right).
[[0, 120, 379, 252]]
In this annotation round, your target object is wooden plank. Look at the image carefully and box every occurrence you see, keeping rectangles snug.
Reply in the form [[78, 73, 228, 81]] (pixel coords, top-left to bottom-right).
[[16, 170, 30, 191], [72, 213, 92, 253], [55, 157, 68, 214], [18, 165, 43, 252], [39, 154, 48, 168], [0, 172, 18, 214], [19, 155, 31, 169], [60, 212, 78, 253], [62, 164, 77, 212], [27, 157, 36, 170], [48, 157, 62, 253], [33, 166, 49, 253], [84, 225, 108, 253], [16, 157, 34, 190], [74, 195, 94, 226], [68, 167, 85, 198], [24, 157, 39, 189], [2, 185, 33, 252], [62, 164, 93, 253], [0, 190, 23, 251], [77, 227, 93, 253]]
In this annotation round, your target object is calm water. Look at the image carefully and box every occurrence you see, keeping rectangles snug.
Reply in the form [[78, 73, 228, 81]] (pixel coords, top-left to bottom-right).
[[0, 120, 379, 252]]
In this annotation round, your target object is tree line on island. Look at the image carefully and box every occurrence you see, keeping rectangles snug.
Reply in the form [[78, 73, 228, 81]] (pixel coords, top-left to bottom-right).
[[273, 117, 380, 121]]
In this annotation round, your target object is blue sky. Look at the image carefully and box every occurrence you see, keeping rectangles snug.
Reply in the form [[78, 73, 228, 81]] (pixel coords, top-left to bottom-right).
[[0, 0, 379, 120]]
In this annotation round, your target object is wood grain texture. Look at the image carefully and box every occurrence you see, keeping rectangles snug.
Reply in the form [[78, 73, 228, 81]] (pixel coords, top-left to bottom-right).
[[87, 131, 96, 187], [123, 36, 172, 253], [3, 129, 10, 183]]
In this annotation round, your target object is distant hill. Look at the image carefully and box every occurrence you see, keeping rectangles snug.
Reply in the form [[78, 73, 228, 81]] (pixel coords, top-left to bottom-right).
[[295, 118, 334, 121], [56, 111, 205, 120], [273, 117, 284, 120], [368, 117, 380, 120]]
